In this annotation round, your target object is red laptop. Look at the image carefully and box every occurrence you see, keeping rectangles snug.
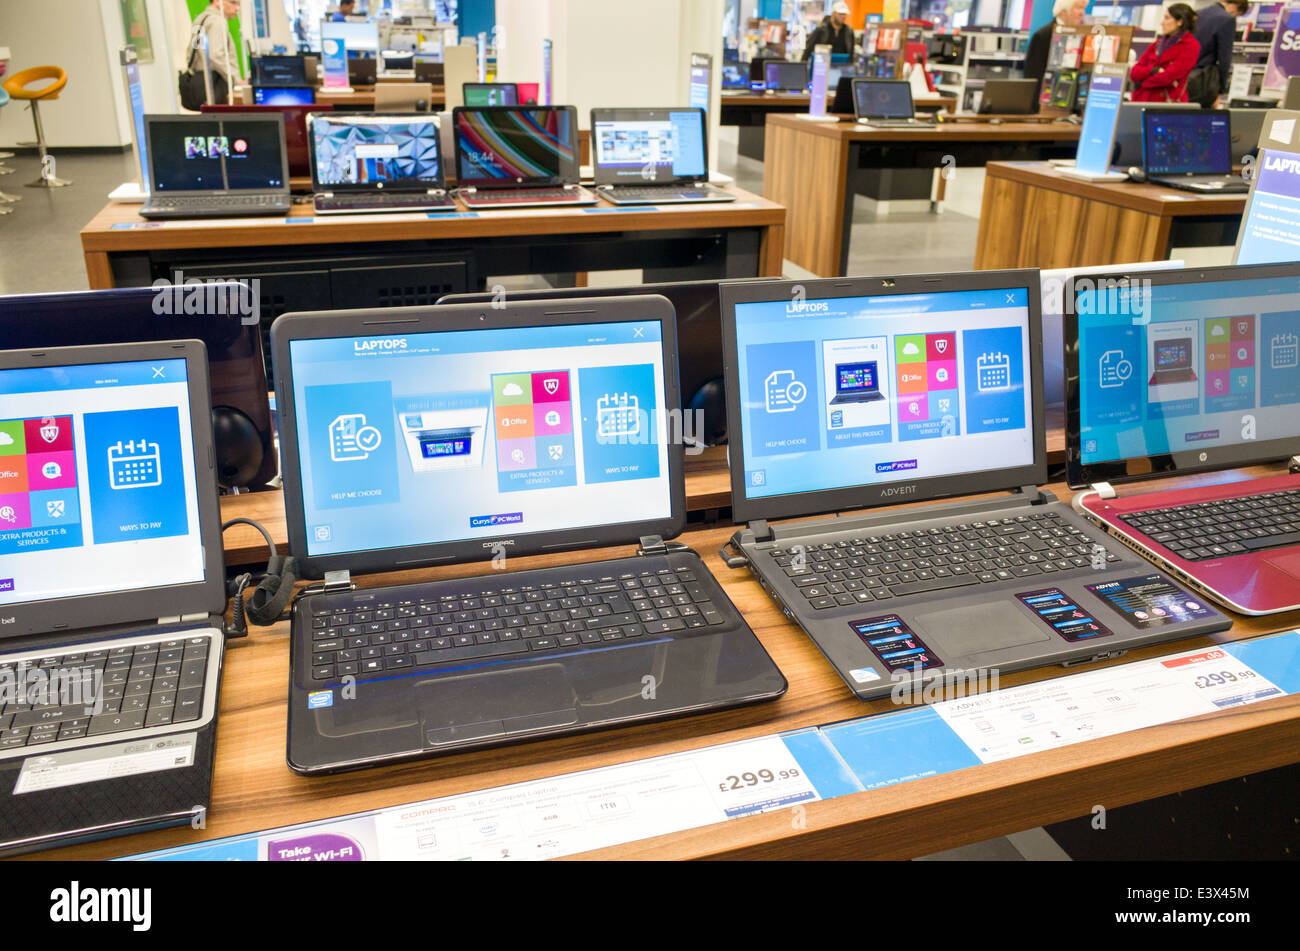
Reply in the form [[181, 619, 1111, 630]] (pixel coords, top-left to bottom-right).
[[1066, 262, 1300, 616]]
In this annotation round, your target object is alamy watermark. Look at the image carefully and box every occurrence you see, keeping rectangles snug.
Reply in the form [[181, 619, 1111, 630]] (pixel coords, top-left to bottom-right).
[[889, 666, 999, 704], [151, 271, 261, 326], [1043, 275, 1152, 326], [0, 662, 103, 715]]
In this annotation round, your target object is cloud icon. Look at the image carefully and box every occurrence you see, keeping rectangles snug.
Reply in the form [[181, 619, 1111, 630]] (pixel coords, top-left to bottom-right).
[[902, 343, 920, 356], [0, 432, 12, 447], [502, 382, 523, 396], [1211, 325, 1226, 336]]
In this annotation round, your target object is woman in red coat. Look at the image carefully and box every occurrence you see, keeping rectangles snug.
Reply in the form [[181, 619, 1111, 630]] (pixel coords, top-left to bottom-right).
[[1130, 4, 1202, 102]]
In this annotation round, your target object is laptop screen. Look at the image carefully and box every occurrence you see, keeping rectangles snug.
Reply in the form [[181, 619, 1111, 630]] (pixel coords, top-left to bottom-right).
[[1074, 272, 1300, 467], [1143, 111, 1230, 175], [837, 362, 878, 393], [148, 117, 286, 192], [284, 321, 673, 558], [592, 109, 707, 184], [253, 86, 314, 106], [320, 19, 379, 56], [311, 115, 442, 188], [0, 358, 204, 608], [454, 107, 579, 187], [764, 61, 807, 91], [464, 83, 519, 106], [854, 80, 912, 119], [732, 287, 1035, 502], [252, 55, 308, 87]]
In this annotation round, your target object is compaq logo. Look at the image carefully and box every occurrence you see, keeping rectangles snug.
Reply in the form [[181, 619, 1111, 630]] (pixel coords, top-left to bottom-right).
[[50, 881, 151, 931], [786, 301, 829, 314], [880, 485, 917, 497], [354, 339, 407, 352], [481, 539, 515, 549], [0, 617, 13, 625]]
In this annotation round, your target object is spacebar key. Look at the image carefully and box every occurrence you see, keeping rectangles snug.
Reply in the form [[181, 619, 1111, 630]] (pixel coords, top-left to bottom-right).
[[1240, 532, 1300, 551], [888, 576, 978, 598], [415, 641, 529, 665]]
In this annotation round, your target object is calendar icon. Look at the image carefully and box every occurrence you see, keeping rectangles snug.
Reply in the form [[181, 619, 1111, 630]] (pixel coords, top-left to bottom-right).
[[976, 351, 1011, 392], [1270, 333, 1298, 370], [596, 393, 640, 438], [108, 439, 162, 490]]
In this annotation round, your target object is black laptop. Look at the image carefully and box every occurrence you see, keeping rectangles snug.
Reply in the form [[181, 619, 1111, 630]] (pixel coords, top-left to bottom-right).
[[852, 79, 933, 128], [452, 105, 598, 208], [719, 273, 1230, 701], [978, 79, 1039, 115], [308, 113, 456, 214], [1143, 110, 1250, 193], [829, 361, 885, 403], [0, 340, 227, 855], [270, 296, 786, 773], [590, 107, 733, 204]]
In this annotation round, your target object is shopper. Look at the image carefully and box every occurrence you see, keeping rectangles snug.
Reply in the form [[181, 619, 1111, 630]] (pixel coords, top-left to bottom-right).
[[1130, 4, 1201, 103], [1191, 0, 1249, 107], [332, 0, 356, 23], [183, 0, 240, 107], [1024, 0, 1089, 82], [803, 1, 855, 60]]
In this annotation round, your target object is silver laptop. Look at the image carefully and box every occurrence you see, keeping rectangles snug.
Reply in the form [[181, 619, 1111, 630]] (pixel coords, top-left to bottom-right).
[[590, 107, 734, 204]]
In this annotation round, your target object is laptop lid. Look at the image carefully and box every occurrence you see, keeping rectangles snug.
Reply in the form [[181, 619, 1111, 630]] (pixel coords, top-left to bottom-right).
[[979, 79, 1037, 115], [1065, 262, 1300, 488], [590, 108, 709, 186], [834, 361, 880, 396], [252, 54, 308, 87], [453, 106, 580, 189], [270, 297, 686, 579], [464, 82, 519, 106], [764, 61, 808, 92], [0, 341, 224, 639], [1142, 110, 1232, 176], [145, 114, 288, 196], [309, 113, 445, 193], [200, 103, 330, 181], [720, 271, 1046, 525], [253, 86, 315, 106], [1113, 102, 1198, 167], [852, 79, 913, 119]]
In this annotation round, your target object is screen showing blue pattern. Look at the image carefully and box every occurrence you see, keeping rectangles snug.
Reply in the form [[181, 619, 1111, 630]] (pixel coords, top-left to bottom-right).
[[311, 115, 441, 187]]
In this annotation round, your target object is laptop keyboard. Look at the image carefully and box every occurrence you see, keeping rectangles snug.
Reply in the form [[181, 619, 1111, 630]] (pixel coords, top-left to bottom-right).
[[315, 193, 454, 212], [461, 188, 589, 205], [768, 512, 1119, 611], [606, 185, 729, 201], [144, 194, 289, 213], [0, 632, 216, 756], [1119, 489, 1300, 560], [305, 561, 727, 684]]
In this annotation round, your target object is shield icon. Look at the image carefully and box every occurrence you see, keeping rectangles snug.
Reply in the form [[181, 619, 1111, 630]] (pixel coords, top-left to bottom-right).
[[935, 339, 948, 354], [46, 499, 64, 518], [40, 418, 59, 443], [543, 378, 560, 395], [1238, 321, 1248, 334]]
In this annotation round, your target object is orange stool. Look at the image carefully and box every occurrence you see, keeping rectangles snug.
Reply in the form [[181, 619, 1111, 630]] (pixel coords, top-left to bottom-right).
[[2, 65, 72, 188]]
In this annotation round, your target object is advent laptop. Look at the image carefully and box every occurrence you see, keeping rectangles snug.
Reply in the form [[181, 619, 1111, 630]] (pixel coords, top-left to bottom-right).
[[590, 107, 734, 204], [1142, 110, 1249, 193], [453, 106, 598, 208], [140, 114, 291, 219], [852, 79, 932, 128], [308, 113, 455, 214], [719, 273, 1228, 701], [828, 361, 885, 404], [1067, 262, 1300, 615], [202, 102, 334, 181], [0, 340, 226, 855], [270, 297, 785, 773]]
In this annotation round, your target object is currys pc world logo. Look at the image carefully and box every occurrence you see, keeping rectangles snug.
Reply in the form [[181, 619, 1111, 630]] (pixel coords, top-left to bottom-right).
[[471, 512, 524, 529], [354, 338, 408, 353]]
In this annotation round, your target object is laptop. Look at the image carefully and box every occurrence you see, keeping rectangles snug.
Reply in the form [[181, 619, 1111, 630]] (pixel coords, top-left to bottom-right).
[[1066, 262, 1300, 616], [1229, 107, 1266, 165], [0, 340, 227, 855], [978, 79, 1039, 115], [764, 60, 808, 93], [140, 114, 291, 219], [252, 85, 314, 106], [1112, 102, 1198, 167], [414, 56, 444, 85], [452, 106, 598, 208], [201, 103, 333, 181], [1143, 110, 1249, 193], [722, 63, 748, 90], [346, 56, 378, 87], [590, 108, 733, 204], [308, 113, 456, 214], [828, 361, 885, 404], [372, 82, 434, 112], [719, 273, 1230, 701], [852, 79, 933, 128], [252, 54, 308, 88], [464, 82, 519, 106], [269, 297, 786, 773], [1148, 337, 1198, 385]]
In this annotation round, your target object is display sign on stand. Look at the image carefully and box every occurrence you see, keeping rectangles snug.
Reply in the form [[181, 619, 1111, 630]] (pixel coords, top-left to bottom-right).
[[322, 35, 350, 90], [477, 31, 487, 82], [689, 52, 712, 116], [110, 46, 149, 202], [1058, 63, 1128, 181], [808, 44, 831, 119], [1234, 108, 1300, 263], [1264, 4, 1300, 91], [542, 38, 553, 105]]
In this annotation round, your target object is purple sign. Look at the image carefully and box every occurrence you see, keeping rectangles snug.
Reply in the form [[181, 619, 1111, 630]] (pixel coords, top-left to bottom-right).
[[1257, 2, 1284, 31], [1264, 6, 1300, 89], [0, 579, 12, 592], [267, 832, 364, 861]]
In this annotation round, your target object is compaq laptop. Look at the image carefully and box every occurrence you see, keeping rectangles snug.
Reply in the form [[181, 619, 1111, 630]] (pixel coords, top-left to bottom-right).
[[0, 340, 226, 855], [270, 297, 785, 773], [852, 79, 932, 128], [719, 273, 1229, 701], [828, 361, 885, 404], [201, 103, 334, 181], [307, 113, 455, 214], [1067, 262, 1300, 615], [141, 114, 291, 219], [453, 106, 598, 208], [590, 107, 734, 204], [1143, 110, 1249, 193]]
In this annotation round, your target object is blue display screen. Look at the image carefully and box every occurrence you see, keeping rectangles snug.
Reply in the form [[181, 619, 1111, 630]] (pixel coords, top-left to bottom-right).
[[1143, 111, 1230, 175], [1074, 72, 1123, 175]]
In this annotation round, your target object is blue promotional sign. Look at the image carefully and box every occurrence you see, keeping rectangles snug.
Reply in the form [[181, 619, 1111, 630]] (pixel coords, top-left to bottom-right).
[[120, 47, 149, 190], [1236, 147, 1300, 263], [322, 36, 348, 89], [543, 38, 553, 105], [810, 44, 831, 117], [689, 52, 712, 117], [1074, 66, 1125, 175], [477, 31, 487, 82]]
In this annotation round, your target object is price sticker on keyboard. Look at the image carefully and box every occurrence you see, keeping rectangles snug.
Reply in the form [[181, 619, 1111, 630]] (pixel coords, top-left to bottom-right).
[[693, 736, 820, 818]]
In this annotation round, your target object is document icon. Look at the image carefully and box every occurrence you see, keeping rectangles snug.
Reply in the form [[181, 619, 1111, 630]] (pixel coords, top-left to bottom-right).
[[1098, 349, 1133, 388], [108, 439, 162, 489], [329, 414, 382, 462], [975, 352, 1011, 392], [1270, 333, 1298, 369], [764, 369, 807, 413]]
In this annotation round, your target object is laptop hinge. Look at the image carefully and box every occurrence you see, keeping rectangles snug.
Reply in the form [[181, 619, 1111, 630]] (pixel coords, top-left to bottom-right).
[[748, 519, 771, 543], [1089, 482, 1119, 500], [322, 570, 354, 593], [1020, 485, 1050, 504], [427, 188, 445, 196], [637, 535, 669, 556], [1289, 455, 1300, 474]]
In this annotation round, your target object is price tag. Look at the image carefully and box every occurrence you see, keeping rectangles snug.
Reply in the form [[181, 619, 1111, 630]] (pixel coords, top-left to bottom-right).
[[693, 736, 820, 818]]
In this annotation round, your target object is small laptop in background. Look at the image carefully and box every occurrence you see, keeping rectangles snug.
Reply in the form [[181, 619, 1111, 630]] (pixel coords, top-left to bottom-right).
[[141, 114, 291, 219], [373, 82, 434, 112], [978, 79, 1039, 115], [253, 86, 314, 106], [852, 79, 933, 128], [590, 107, 733, 204], [453, 105, 598, 208], [1112, 102, 1198, 166], [1142, 110, 1249, 193], [764, 60, 808, 93], [347, 56, 378, 87], [0, 340, 227, 855], [464, 82, 519, 106], [1228, 107, 1266, 166], [308, 113, 455, 214], [414, 55, 444, 85], [252, 54, 308, 88]]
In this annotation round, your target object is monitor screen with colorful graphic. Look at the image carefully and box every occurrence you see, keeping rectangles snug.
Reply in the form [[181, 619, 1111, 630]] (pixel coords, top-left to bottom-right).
[[453, 106, 579, 187], [284, 321, 673, 558], [591, 108, 707, 184], [310, 115, 442, 189]]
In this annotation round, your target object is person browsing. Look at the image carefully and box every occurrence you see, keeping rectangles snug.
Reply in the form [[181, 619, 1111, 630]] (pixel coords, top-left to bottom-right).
[[1191, 0, 1249, 107], [1130, 4, 1201, 103], [803, 1, 855, 60]]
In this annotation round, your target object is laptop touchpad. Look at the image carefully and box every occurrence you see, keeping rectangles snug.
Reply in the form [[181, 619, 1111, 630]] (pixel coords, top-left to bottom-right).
[[419, 665, 579, 748], [916, 603, 1051, 657]]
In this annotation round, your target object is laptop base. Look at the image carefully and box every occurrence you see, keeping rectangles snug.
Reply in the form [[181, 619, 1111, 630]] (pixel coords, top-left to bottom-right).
[[458, 186, 599, 209], [599, 184, 735, 205], [1149, 175, 1249, 194]]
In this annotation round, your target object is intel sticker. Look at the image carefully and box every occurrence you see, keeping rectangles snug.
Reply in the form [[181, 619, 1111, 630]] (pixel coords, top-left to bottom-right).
[[849, 668, 882, 684], [308, 690, 333, 709]]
